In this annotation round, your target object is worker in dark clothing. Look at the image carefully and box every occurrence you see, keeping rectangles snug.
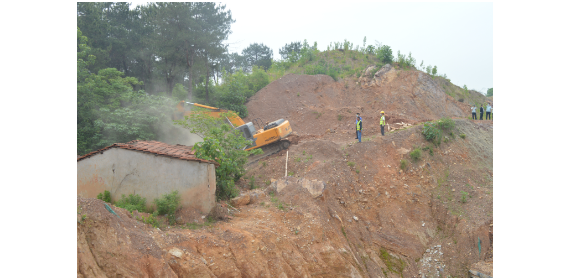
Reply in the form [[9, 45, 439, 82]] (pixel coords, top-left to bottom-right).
[[356, 113, 362, 143], [479, 104, 484, 120]]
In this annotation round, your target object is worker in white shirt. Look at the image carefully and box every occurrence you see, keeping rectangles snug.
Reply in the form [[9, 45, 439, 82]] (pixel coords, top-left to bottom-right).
[[486, 103, 492, 120], [471, 105, 477, 120]]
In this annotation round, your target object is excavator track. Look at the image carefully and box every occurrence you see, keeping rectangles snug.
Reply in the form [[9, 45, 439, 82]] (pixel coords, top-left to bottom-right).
[[246, 139, 291, 166]]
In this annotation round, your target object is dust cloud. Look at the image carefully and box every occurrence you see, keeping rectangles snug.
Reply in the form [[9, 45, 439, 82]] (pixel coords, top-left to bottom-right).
[[155, 120, 203, 147]]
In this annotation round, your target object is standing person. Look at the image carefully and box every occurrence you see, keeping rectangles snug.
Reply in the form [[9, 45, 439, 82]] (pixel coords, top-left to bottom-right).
[[486, 103, 492, 120], [479, 104, 484, 120], [379, 111, 386, 136], [356, 113, 362, 143], [471, 105, 477, 120]]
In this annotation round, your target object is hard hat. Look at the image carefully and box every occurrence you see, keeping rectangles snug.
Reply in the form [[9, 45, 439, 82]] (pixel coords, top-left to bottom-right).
[[381, 111, 385, 114]]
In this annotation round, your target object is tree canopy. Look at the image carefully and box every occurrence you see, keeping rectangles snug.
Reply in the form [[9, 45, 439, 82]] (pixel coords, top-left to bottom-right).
[[241, 43, 273, 71], [279, 41, 302, 60]]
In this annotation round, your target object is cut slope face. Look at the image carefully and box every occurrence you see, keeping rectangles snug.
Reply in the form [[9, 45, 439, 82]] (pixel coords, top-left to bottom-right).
[[78, 119, 493, 278], [244, 67, 471, 136]]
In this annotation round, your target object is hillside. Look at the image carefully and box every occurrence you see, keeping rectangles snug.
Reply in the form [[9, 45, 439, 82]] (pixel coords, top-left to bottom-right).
[[77, 50, 493, 278], [77, 119, 493, 277]]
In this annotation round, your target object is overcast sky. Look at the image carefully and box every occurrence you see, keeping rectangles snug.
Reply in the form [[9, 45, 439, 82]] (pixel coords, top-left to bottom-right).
[[222, 1, 492, 92]]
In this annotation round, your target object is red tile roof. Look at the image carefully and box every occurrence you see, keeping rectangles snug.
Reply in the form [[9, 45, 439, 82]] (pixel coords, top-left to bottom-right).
[[77, 140, 217, 166]]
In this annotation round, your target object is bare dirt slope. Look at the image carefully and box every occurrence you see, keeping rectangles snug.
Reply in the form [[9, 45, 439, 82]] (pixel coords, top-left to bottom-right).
[[244, 66, 472, 136], [77, 118, 493, 278]]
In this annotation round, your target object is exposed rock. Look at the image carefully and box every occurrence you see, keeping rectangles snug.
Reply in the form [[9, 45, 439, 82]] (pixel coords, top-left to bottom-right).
[[169, 248, 184, 258], [248, 189, 266, 204], [269, 177, 325, 198], [230, 194, 250, 207]]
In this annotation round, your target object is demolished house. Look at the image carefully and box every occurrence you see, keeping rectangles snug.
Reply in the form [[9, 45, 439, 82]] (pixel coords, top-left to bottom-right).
[[77, 140, 217, 214]]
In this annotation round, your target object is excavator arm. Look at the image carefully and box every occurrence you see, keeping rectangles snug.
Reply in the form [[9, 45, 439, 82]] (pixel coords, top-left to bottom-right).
[[175, 101, 245, 127]]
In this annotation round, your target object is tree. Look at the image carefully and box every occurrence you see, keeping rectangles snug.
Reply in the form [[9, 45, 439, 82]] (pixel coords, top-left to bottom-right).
[[174, 112, 262, 199], [77, 27, 99, 154], [432, 65, 438, 76], [376, 45, 394, 64], [218, 52, 245, 75], [486, 88, 493, 97], [77, 27, 177, 155], [279, 41, 301, 60], [176, 2, 234, 100], [242, 43, 273, 71]]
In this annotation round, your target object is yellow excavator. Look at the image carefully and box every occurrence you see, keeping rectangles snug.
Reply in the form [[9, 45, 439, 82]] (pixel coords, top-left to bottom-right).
[[175, 101, 293, 161]]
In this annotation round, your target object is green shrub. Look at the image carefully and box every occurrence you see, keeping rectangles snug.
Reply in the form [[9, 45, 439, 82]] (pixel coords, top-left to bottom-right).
[[139, 214, 160, 228], [422, 122, 442, 146], [460, 133, 466, 139], [337, 114, 343, 121], [347, 161, 355, 167], [154, 191, 181, 225], [437, 117, 455, 131], [97, 190, 111, 203], [410, 148, 421, 162], [400, 159, 408, 170], [116, 194, 147, 213]]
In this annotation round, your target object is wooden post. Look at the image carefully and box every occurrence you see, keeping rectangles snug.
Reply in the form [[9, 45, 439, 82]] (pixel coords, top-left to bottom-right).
[[285, 150, 289, 177]]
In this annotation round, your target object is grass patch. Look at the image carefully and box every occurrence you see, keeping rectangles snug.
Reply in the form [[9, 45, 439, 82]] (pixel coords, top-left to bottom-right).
[[460, 191, 468, 203], [460, 133, 466, 139], [137, 214, 160, 228], [355, 169, 360, 174], [347, 161, 355, 167], [337, 114, 344, 121], [378, 248, 406, 277], [249, 175, 258, 189], [288, 171, 295, 176], [400, 159, 408, 171], [410, 148, 421, 162], [116, 194, 148, 213], [186, 216, 215, 230]]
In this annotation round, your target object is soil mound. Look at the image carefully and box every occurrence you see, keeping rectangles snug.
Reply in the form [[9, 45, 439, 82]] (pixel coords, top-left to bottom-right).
[[244, 70, 471, 136]]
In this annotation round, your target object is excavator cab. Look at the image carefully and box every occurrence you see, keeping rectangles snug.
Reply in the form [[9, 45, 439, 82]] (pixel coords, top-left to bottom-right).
[[235, 122, 257, 149]]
